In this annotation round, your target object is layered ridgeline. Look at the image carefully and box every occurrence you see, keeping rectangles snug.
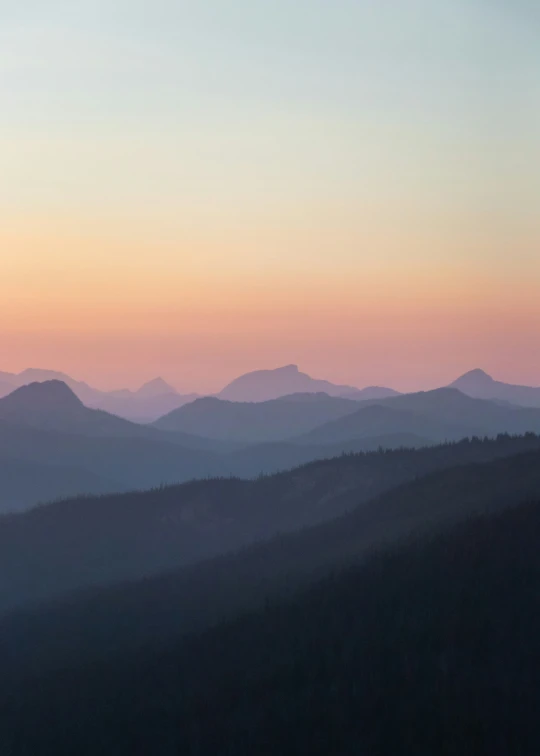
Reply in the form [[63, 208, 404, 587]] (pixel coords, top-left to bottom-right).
[[2, 363, 539, 422], [450, 368, 540, 408], [0, 369, 198, 422], [155, 387, 540, 443], [1, 434, 540, 622], [0, 364, 398, 420], [0, 382, 414, 512], [218, 364, 399, 402], [3, 381, 540, 512], [2, 461, 540, 753], [0, 380, 221, 446], [152, 393, 363, 442], [288, 386, 540, 440], [0, 381, 227, 511], [295, 388, 540, 445]]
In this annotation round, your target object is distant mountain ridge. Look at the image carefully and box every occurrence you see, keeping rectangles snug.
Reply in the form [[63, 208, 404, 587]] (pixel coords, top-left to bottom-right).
[[154, 386, 540, 446], [136, 377, 177, 397], [0, 369, 197, 422], [11, 379, 540, 513], [218, 364, 399, 402], [6, 368, 101, 405], [450, 368, 540, 408], [296, 387, 540, 445], [0, 381, 151, 436], [0, 381, 17, 400], [0, 364, 400, 408], [340, 386, 401, 401], [295, 402, 466, 445], [2, 364, 539, 419], [153, 392, 363, 442], [0, 381, 227, 452], [0, 382, 427, 513]]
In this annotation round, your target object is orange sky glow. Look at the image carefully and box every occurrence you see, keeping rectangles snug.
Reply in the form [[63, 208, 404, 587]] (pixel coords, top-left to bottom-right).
[[2, 218, 539, 393], [2, 2, 539, 393]]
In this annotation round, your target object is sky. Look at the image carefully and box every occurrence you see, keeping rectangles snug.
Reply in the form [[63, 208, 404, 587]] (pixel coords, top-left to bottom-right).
[[1, 0, 539, 392]]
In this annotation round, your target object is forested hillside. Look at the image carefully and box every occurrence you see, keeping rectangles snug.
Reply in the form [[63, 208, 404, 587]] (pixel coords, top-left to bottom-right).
[[2, 434, 540, 615], [2, 499, 539, 755], [3, 440, 540, 687]]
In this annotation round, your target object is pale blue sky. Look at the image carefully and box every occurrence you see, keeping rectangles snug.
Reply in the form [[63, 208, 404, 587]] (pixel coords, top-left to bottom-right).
[[1, 1, 539, 390], [2, 0, 538, 230]]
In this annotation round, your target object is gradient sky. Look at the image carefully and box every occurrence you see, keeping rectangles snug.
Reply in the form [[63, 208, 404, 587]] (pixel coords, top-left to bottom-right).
[[2, 0, 539, 392]]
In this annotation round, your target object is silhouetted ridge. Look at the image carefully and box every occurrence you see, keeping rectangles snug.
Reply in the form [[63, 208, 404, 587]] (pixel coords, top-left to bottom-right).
[[344, 385, 401, 400], [153, 393, 361, 441], [0, 380, 221, 457], [278, 392, 334, 402], [293, 388, 540, 445], [136, 378, 177, 397], [449, 369, 540, 408], [0, 381, 16, 399], [280, 364, 300, 372], [0, 380, 83, 411], [0, 367, 198, 422], [452, 369, 495, 387], [218, 364, 360, 402]]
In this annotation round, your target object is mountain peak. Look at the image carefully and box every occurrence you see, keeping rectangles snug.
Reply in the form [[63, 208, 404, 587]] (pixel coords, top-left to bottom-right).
[[137, 378, 177, 397], [277, 364, 299, 373], [452, 369, 495, 387], [218, 365, 358, 402], [0, 380, 83, 411], [448, 369, 540, 407]]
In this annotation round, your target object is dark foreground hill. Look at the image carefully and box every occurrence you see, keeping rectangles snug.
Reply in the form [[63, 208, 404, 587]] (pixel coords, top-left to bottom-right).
[[2, 496, 540, 755], [2, 434, 540, 616], [3, 439, 540, 687]]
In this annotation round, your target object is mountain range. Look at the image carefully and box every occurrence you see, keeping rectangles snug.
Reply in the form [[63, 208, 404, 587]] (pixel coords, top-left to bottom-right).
[[0, 364, 399, 420], [1, 364, 539, 420], [297, 387, 540, 445], [3, 378, 540, 513], [0, 369, 197, 422], [153, 393, 362, 442], [218, 364, 399, 402], [0, 381, 227, 449], [1, 376, 540, 752], [154, 386, 540, 444]]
